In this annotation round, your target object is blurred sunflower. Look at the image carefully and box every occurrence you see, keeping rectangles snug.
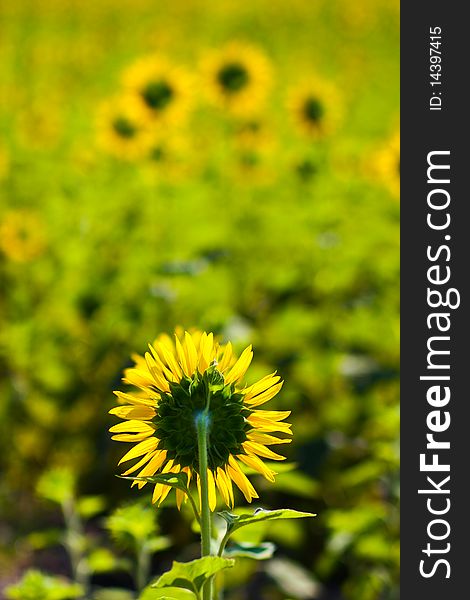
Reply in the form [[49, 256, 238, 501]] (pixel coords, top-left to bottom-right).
[[122, 55, 193, 124], [288, 78, 342, 138], [372, 131, 400, 198], [110, 330, 290, 510], [201, 42, 273, 115], [0, 210, 46, 262], [96, 96, 155, 161]]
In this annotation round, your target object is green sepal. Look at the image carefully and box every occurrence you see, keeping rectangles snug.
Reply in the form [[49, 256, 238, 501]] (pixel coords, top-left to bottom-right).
[[151, 556, 234, 596], [223, 541, 276, 560], [118, 472, 189, 493]]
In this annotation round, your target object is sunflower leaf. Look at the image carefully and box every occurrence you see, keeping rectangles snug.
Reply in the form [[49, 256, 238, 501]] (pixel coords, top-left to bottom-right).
[[151, 557, 234, 595], [223, 541, 276, 560], [139, 585, 196, 599], [218, 508, 316, 535], [118, 472, 189, 493]]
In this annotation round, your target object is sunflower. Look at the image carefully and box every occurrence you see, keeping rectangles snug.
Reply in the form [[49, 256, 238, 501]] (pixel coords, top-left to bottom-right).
[[288, 78, 342, 138], [0, 210, 46, 262], [109, 330, 290, 510], [372, 131, 400, 198], [96, 96, 155, 161], [201, 42, 273, 116], [122, 55, 193, 124]]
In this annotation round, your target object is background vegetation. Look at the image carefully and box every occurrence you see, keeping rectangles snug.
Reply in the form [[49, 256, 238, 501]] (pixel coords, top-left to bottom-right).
[[0, 1, 399, 598]]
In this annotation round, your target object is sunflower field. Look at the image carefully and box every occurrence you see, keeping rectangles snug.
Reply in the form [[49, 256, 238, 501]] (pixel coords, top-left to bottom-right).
[[0, 1, 399, 599]]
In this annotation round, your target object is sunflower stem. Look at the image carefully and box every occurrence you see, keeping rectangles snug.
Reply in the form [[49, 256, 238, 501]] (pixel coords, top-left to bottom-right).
[[196, 411, 213, 600]]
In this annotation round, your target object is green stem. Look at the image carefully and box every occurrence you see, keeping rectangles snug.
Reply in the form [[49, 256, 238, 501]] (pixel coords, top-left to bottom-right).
[[217, 529, 231, 558], [62, 499, 88, 597], [136, 542, 151, 593], [196, 412, 212, 600], [187, 490, 202, 528]]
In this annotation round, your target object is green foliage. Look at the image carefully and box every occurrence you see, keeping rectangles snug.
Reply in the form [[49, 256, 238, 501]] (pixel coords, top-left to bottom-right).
[[140, 587, 196, 600], [223, 541, 275, 560], [219, 508, 316, 534], [5, 570, 83, 600], [150, 557, 234, 598], [36, 468, 75, 506]]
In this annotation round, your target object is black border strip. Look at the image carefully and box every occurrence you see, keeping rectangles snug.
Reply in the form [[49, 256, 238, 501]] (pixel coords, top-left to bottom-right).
[[401, 3, 468, 596]]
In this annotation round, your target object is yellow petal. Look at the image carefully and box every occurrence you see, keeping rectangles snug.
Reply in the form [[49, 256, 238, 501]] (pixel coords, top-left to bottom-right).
[[200, 332, 215, 373], [157, 461, 178, 506], [243, 441, 286, 461], [216, 467, 234, 508], [111, 432, 153, 442], [109, 405, 156, 420], [237, 453, 277, 482], [247, 431, 292, 446], [118, 438, 158, 464], [136, 450, 168, 489], [247, 418, 292, 434], [113, 391, 157, 407], [218, 342, 233, 372], [227, 456, 258, 502], [157, 341, 183, 380], [225, 345, 253, 384], [207, 469, 217, 511], [244, 381, 284, 407], [109, 420, 154, 434], [175, 467, 191, 510], [243, 373, 280, 400], [147, 349, 176, 385], [175, 335, 190, 376], [121, 450, 158, 476], [123, 368, 155, 388], [184, 331, 198, 375], [251, 409, 291, 421]]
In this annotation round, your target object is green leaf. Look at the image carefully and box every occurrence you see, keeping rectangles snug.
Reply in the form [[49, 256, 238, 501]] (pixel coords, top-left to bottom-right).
[[77, 495, 106, 519], [223, 541, 275, 560], [87, 548, 131, 574], [118, 472, 189, 493], [36, 468, 75, 506], [145, 536, 172, 553], [5, 570, 83, 600], [139, 586, 196, 599], [152, 557, 234, 595], [218, 508, 316, 535]]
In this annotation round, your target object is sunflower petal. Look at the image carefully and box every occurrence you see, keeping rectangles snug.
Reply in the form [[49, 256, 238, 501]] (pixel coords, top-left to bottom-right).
[[109, 405, 156, 420], [121, 450, 158, 476], [243, 372, 280, 400], [237, 453, 277, 482], [218, 342, 233, 372], [118, 438, 158, 464], [243, 441, 286, 460], [135, 450, 168, 489], [109, 420, 154, 434], [225, 345, 253, 384], [113, 391, 158, 407], [184, 331, 198, 375], [227, 456, 258, 502], [244, 381, 284, 407]]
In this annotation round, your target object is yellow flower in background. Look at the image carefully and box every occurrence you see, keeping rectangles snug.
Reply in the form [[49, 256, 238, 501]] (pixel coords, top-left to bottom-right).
[[0, 210, 46, 262], [122, 55, 193, 124], [288, 78, 342, 138], [110, 330, 291, 510], [201, 42, 273, 115], [372, 131, 400, 198], [96, 96, 155, 161]]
